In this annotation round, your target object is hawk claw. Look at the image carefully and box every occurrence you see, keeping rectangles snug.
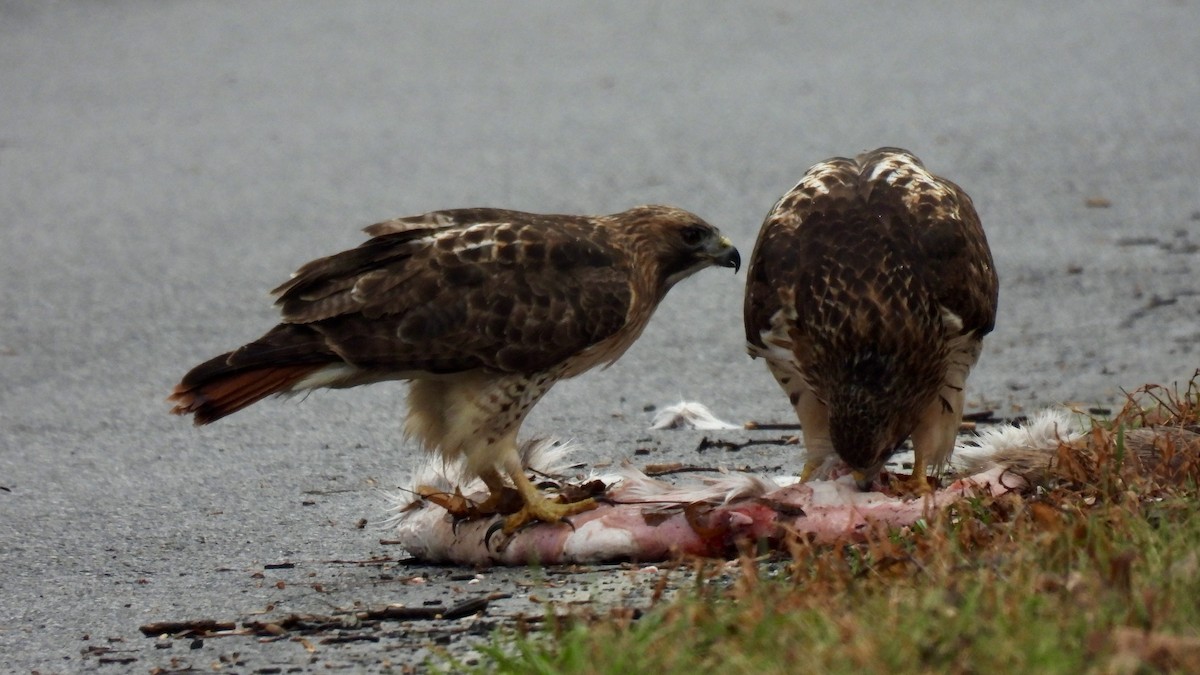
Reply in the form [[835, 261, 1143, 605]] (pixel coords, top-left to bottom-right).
[[483, 519, 507, 552], [889, 472, 936, 498], [481, 496, 598, 551]]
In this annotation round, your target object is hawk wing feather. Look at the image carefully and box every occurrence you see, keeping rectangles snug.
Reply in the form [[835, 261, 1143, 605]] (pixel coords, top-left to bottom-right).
[[271, 228, 440, 320], [265, 213, 633, 375], [746, 149, 996, 354], [854, 147, 997, 334]]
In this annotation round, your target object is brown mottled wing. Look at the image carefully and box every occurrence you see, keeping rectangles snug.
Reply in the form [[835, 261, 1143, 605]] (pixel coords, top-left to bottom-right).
[[855, 147, 998, 336], [745, 149, 998, 357], [744, 157, 863, 353], [360, 208, 520, 237], [270, 210, 633, 374]]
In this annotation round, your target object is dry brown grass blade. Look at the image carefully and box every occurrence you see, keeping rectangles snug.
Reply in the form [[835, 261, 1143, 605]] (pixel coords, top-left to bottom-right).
[[1006, 372, 1200, 503]]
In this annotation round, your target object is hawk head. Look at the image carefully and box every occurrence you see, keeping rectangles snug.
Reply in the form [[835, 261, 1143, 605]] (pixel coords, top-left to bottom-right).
[[826, 388, 926, 490], [612, 205, 741, 289], [814, 344, 940, 489]]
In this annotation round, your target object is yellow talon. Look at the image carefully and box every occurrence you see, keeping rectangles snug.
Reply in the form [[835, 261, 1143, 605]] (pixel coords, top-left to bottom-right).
[[799, 458, 822, 483], [500, 495, 598, 534], [498, 464, 598, 534], [889, 472, 934, 497], [906, 473, 935, 495]]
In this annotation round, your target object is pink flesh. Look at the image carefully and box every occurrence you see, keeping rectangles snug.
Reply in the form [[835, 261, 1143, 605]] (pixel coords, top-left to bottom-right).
[[395, 466, 1023, 566]]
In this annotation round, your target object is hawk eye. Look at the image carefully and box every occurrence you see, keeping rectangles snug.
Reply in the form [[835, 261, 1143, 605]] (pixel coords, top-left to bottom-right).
[[681, 225, 707, 247]]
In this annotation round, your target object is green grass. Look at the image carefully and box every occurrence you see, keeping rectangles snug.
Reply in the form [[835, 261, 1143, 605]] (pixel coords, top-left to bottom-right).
[[466, 377, 1200, 674]]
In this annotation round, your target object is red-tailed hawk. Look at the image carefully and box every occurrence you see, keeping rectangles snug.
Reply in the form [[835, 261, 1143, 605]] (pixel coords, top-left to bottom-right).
[[170, 205, 740, 531], [743, 148, 998, 492]]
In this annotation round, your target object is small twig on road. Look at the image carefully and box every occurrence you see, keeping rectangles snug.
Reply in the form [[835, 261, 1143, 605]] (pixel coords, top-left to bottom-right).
[[743, 421, 801, 430], [138, 619, 238, 637], [695, 436, 797, 453]]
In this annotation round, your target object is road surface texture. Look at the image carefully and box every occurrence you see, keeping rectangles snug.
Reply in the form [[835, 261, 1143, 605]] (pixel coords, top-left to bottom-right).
[[2, 2, 1198, 672]]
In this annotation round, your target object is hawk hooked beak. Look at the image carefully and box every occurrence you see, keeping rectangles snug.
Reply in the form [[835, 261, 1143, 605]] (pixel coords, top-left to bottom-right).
[[710, 236, 741, 273]]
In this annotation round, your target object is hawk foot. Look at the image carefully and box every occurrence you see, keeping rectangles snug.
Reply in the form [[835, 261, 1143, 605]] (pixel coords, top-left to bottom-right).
[[500, 495, 598, 535], [888, 472, 937, 497]]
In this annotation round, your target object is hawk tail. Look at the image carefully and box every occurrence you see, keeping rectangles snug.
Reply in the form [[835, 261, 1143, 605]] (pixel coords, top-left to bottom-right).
[[168, 324, 338, 425]]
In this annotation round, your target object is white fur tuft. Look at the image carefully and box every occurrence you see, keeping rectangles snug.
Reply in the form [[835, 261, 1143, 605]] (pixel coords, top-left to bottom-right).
[[952, 407, 1085, 473]]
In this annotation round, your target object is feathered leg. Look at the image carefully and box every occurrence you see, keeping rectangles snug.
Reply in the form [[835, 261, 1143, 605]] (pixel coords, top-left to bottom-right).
[[767, 361, 834, 482], [908, 335, 982, 493], [409, 374, 596, 532]]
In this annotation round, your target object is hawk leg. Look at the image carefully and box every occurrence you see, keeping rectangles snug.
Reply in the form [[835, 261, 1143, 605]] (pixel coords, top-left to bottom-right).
[[471, 469, 522, 516], [904, 380, 970, 496]]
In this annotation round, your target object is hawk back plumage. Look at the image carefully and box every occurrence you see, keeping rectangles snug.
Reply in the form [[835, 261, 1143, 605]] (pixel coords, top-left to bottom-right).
[[269, 212, 634, 376], [744, 148, 998, 488]]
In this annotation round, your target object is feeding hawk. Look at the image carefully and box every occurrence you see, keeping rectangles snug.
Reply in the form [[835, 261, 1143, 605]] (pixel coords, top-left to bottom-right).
[[744, 148, 998, 492], [170, 205, 740, 531]]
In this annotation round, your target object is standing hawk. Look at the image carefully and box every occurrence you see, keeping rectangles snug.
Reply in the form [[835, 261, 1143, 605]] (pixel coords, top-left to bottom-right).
[[744, 148, 998, 492], [170, 205, 740, 531]]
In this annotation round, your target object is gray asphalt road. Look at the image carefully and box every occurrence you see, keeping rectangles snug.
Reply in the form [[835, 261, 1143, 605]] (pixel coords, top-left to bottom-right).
[[2, 1, 1198, 671]]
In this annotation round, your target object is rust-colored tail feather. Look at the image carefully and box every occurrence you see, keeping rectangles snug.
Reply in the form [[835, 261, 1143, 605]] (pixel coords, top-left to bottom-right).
[[169, 323, 339, 425], [169, 362, 321, 425]]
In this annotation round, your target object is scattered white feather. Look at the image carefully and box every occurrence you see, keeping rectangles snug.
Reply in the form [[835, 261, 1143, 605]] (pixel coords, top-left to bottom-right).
[[650, 401, 741, 430], [386, 407, 1084, 527], [613, 466, 776, 513]]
